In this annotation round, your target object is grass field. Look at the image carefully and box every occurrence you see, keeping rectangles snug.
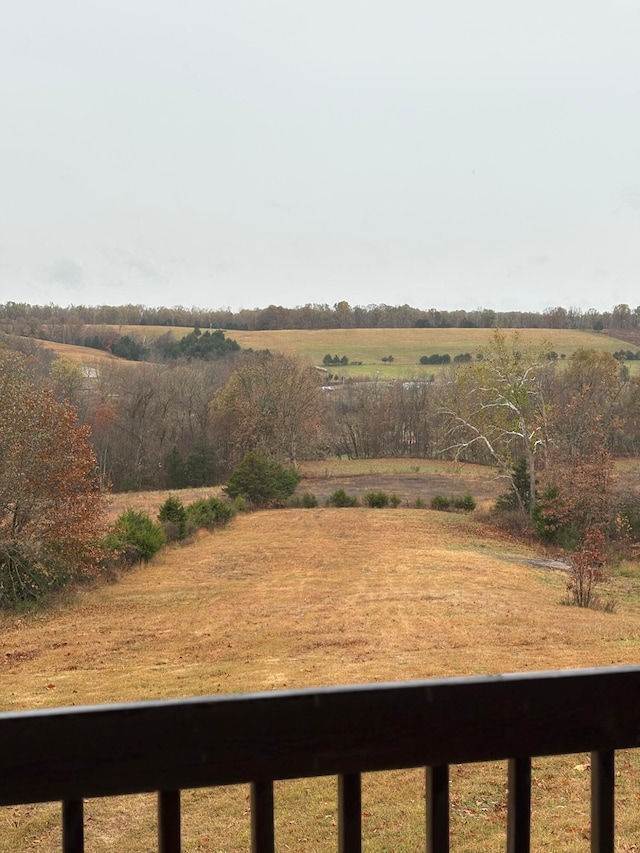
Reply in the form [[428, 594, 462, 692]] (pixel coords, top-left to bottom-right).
[[2, 496, 640, 851], [19, 339, 121, 368], [85, 325, 638, 378], [104, 459, 504, 521]]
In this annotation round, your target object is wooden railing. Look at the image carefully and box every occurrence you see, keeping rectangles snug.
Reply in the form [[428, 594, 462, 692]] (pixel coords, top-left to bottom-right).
[[2, 665, 640, 852]]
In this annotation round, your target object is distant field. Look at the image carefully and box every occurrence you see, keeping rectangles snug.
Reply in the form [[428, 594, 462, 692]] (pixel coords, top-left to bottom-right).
[[24, 339, 121, 367], [92, 325, 638, 378], [2, 507, 640, 851]]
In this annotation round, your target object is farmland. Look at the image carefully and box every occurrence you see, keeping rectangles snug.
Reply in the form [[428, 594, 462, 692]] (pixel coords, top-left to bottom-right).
[[73, 325, 640, 378], [2, 481, 640, 851]]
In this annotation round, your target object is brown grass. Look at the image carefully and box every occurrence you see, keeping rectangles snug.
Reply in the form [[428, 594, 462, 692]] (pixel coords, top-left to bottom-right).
[[31, 339, 121, 366], [2, 507, 640, 851], [62, 325, 640, 379]]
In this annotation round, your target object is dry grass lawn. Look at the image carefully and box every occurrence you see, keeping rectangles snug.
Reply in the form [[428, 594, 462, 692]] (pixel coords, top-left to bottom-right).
[[2, 508, 640, 851]]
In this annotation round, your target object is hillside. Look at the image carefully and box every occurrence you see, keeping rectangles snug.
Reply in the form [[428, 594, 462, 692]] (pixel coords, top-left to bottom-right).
[[27, 326, 640, 379], [2, 508, 640, 851]]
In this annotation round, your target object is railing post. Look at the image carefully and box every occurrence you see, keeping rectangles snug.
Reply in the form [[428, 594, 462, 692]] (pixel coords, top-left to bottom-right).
[[62, 799, 84, 853], [507, 757, 531, 853], [426, 765, 449, 853], [251, 780, 275, 853], [338, 772, 361, 853], [158, 790, 181, 853], [591, 749, 614, 853]]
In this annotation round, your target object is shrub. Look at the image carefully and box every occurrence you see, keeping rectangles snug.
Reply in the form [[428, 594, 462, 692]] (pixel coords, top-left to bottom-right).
[[105, 509, 167, 566], [413, 497, 427, 509], [231, 495, 249, 513], [224, 452, 302, 507], [532, 485, 581, 549], [490, 509, 535, 538], [0, 544, 70, 608], [431, 494, 476, 513], [389, 493, 402, 508], [158, 495, 187, 541], [185, 496, 236, 533], [363, 490, 390, 508], [326, 488, 358, 508], [288, 491, 318, 508], [453, 495, 476, 512], [430, 495, 451, 511], [565, 528, 611, 609]]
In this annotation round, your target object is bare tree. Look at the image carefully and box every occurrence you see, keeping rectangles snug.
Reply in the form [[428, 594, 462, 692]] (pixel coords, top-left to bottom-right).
[[218, 352, 325, 466], [441, 330, 554, 513]]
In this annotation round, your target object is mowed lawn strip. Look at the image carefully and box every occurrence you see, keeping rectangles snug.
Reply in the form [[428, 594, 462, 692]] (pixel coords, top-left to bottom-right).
[[2, 509, 640, 852]]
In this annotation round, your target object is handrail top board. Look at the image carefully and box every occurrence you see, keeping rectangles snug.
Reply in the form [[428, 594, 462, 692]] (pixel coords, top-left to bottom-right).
[[1, 665, 639, 806]]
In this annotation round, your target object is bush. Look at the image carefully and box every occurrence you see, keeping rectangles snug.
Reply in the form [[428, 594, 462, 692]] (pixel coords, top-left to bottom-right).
[[224, 452, 302, 507], [389, 493, 402, 508], [453, 495, 476, 512], [326, 488, 358, 507], [185, 496, 236, 533], [0, 544, 70, 608], [363, 490, 390, 508], [231, 495, 249, 513], [431, 494, 476, 513], [430, 495, 451, 511], [490, 508, 535, 538], [532, 485, 581, 548], [105, 509, 167, 566], [413, 497, 427, 509], [158, 495, 187, 541], [288, 491, 318, 508], [565, 528, 609, 609]]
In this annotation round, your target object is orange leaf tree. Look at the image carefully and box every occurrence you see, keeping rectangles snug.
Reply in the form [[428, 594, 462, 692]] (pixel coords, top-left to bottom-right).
[[0, 349, 107, 605]]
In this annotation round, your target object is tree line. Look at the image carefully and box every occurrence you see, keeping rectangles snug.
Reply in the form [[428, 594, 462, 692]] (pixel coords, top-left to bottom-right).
[[3, 300, 640, 339], [6, 331, 640, 493]]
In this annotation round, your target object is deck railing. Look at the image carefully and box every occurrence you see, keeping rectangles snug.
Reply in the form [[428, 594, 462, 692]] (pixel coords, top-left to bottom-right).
[[2, 665, 640, 852]]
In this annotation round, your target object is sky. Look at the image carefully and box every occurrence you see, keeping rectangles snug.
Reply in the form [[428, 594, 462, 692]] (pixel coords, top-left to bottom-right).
[[1, 0, 639, 314]]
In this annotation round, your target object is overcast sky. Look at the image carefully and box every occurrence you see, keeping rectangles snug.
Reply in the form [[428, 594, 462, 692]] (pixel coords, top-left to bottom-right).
[[1, 1, 639, 313]]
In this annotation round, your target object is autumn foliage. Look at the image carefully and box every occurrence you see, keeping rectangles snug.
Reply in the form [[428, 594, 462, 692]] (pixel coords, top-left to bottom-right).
[[566, 528, 609, 609], [0, 349, 107, 605]]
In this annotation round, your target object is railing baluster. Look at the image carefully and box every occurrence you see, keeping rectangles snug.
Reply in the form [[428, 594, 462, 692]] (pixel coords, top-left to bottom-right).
[[338, 772, 361, 853], [62, 799, 84, 853], [426, 765, 449, 853], [507, 757, 531, 853], [158, 790, 181, 853], [591, 749, 615, 853], [251, 780, 275, 853]]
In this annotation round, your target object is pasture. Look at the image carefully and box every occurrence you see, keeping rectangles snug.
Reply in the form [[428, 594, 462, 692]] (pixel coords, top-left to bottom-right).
[[17, 339, 120, 368], [95, 325, 637, 378], [2, 501, 640, 851]]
